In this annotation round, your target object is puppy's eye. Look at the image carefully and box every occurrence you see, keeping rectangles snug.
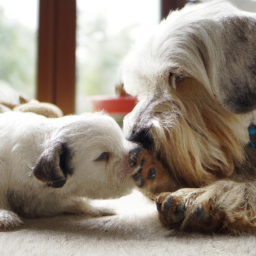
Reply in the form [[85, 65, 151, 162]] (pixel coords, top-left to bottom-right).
[[95, 152, 110, 161]]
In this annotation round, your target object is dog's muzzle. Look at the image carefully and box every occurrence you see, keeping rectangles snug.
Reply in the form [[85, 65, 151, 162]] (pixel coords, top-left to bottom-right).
[[127, 125, 154, 149]]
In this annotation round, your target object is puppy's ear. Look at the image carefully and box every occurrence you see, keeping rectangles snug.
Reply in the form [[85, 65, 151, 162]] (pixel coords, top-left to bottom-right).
[[33, 141, 73, 188]]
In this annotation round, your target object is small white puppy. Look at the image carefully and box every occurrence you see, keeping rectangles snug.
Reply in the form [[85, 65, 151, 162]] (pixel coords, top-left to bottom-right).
[[0, 111, 136, 230]]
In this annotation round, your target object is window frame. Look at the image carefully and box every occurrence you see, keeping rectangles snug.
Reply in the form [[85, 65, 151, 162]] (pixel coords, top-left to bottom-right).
[[160, 0, 185, 19], [37, 0, 76, 115], [37, 0, 184, 115]]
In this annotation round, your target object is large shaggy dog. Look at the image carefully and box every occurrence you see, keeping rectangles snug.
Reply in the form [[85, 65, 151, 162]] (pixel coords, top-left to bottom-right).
[[119, 1, 256, 233], [0, 111, 136, 230]]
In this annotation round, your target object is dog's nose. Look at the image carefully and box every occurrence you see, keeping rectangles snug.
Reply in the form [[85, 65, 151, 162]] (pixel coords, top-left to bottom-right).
[[128, 146, 144, 167], [127, 126, 153, 149]]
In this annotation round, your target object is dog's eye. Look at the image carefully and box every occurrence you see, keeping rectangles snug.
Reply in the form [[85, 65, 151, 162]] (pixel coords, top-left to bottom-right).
[[95, 152, 110, 161], [169, 72, 175, 88], [169, 72, 182, 89]]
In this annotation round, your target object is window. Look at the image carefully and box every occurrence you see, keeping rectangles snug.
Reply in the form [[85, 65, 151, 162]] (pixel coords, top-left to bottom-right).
[[4, 0, 254, 115], [37, 0, 76, 115], [76, 0, 160, 113], [187, 0, 256, 12], [228, 0, 256, 11], [0, 0, 38, 99]]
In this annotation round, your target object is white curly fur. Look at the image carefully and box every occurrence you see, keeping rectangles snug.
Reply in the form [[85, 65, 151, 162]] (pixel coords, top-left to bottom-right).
[[0, 111, 136, 230]]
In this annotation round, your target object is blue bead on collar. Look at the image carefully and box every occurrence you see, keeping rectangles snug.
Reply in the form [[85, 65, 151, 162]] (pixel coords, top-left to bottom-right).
[[249, 126, 256, 148]]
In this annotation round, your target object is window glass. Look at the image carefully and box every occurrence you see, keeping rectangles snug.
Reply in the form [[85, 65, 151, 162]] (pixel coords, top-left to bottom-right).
[[0, 0, 38, 99], [76, 0, 160, 113], [199, 0, 256, 11], [228, 0, 256, 11]]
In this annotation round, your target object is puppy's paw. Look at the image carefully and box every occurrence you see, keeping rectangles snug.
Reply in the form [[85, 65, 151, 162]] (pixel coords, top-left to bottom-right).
[[86, 206, 115, 217], [0, 209, 24, 231], [65, 198, 115, 218]]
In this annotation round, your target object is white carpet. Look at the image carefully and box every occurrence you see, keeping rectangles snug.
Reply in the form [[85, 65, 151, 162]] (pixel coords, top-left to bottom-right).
[[1, 190, 256, 256]]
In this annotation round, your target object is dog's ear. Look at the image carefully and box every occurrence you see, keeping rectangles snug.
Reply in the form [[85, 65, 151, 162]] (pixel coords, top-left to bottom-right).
[[33, 141, 73, 188], [215, 16, 256, 114], [115, 82, 132, 97], [166, 14, 256, 114]]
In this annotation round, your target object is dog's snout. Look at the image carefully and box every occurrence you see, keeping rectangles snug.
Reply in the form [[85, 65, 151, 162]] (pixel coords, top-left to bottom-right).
[[128, 126, 153, 149]]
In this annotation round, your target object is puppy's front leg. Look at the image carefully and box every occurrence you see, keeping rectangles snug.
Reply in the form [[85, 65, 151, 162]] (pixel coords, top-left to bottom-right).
[[61, 198, 115, 217], [0, 209, 24, 231]]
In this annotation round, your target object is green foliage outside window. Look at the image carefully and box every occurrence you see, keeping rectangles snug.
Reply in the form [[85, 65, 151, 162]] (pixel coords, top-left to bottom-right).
[[76, 15, 134, 112], [0, 8, 36, 99]]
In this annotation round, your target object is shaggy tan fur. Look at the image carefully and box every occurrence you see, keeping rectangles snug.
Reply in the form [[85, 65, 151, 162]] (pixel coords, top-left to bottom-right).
[[119, 1, 256, 233]]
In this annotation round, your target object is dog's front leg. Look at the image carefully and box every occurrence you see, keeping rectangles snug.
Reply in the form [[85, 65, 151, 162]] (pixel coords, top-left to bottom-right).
[[0, 209, 24, 231], [156, 180, 256, 234]]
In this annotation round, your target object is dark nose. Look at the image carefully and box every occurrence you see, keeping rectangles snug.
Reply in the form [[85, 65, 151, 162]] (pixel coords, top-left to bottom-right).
[[127, 126, 153, 149], [128, 146, 144, 167]]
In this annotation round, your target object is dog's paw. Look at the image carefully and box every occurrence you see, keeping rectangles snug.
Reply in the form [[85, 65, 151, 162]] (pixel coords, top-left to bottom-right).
[[0, 209, 24, 231], [156, 188, 227, 233], [131, 149, 167, 197], [156, 192, 186, 228]]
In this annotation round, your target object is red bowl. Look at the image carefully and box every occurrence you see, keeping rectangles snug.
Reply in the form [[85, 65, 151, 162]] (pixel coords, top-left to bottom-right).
[[90, 96, 137, 114]]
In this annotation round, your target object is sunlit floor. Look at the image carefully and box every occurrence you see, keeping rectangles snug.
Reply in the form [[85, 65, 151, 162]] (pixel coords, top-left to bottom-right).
[[1, 190, 256, 256]]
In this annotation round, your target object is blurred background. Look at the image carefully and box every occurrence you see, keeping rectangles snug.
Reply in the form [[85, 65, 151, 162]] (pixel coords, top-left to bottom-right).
[[0, 0, 255, 114]]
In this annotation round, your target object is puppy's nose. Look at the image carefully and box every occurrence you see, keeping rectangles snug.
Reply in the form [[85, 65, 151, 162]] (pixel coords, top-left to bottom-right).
[[128, 126, 153, 149]]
